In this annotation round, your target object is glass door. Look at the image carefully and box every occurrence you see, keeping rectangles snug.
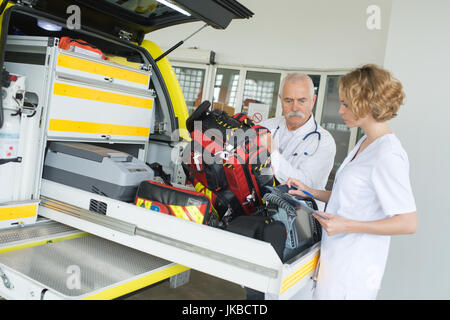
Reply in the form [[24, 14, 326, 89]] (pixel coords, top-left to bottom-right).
[[309, 74, 322, 116], [356, 127, 365, 142], [212, 68, 241, 116], [320, 74, 353, 190]]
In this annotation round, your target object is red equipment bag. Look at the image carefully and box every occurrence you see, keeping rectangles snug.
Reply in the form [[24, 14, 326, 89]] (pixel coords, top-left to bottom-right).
[[182, 101, 275, 223], [59, 37, 108, 60], [135, 180, 216, 226]]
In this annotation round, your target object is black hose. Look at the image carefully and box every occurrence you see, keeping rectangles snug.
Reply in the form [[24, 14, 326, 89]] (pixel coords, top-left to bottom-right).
[[263, 193, 297, 216]]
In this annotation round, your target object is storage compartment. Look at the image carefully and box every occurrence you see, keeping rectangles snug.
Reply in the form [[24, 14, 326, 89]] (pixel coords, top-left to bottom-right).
[[42, 142, 154, 203], [1, 8, 162, 216], [5, 35, 155, 143], [0, 200, 40, 229]]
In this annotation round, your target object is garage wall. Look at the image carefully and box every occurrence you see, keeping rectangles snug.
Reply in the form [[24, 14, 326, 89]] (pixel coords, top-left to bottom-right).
[[145, 0, 392, 70], [378, 0, 450, 300]]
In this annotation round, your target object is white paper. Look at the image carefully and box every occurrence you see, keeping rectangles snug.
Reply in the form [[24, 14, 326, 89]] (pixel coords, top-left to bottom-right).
[[247, 103, 269, 124]]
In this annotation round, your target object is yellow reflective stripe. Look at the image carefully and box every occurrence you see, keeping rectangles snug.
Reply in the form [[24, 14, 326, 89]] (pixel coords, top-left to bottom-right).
[[82, 264, 190, 300], [194, 182, 213, 200], [280, 255, 319, 294], [136, 198, 144, 207], [194, 182, 217, 215], [48, 119, 150, 137], [0, 204, 37, 221], [185, 206, 204, 224], [194, 182, 204, 193], [53, 82, 153, 109], [144, 200, 152, 210], [57, 54, 149, 85], [168, 205, 190, 221], [0, 232, 89, 254], [106, 55, 141, 69], [210, 206, 218, 215]]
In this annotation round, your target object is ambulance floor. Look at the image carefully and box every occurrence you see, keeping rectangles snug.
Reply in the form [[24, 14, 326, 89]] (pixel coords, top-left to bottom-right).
[[123, 269, 247, 300]]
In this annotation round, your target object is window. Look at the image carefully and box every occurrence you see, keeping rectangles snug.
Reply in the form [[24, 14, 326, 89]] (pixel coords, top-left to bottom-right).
[[242, 71, 281, 122], [173, 66, 206, 115], [212, 68, 240, 116]]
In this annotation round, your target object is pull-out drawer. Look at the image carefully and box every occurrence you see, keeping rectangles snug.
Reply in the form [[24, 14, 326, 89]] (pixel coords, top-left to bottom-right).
[[0, 220, 189, 300], [48, 51, 154, 143], [0, 200, 40, 229], [38, 179, 320, 299], [47, 78, 154, 142], [55, 52, 151, 91]]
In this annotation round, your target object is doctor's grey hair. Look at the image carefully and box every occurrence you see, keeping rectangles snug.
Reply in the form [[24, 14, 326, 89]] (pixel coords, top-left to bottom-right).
[[280, 73, 315, 99]]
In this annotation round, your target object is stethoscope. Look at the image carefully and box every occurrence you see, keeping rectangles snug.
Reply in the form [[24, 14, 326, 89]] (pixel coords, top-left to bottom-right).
[[273, 119, 321, 156]]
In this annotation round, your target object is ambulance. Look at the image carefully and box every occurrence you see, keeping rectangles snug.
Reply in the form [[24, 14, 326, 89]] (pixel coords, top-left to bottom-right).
[[0, 0, 320, 300]]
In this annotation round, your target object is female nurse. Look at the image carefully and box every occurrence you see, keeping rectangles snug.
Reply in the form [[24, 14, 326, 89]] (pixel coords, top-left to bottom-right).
[[287, 64, 418, 300]]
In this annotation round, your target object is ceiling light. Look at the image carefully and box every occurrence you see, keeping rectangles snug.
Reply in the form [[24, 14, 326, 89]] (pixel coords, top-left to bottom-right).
[[157, 0, 191, 16], [37, 19, 62, 32]]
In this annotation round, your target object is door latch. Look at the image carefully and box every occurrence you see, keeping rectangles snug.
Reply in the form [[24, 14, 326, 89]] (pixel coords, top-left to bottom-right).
[[16, 0, 37, 8], [118, 30, 133, 41], [0, 267, 13, 290]]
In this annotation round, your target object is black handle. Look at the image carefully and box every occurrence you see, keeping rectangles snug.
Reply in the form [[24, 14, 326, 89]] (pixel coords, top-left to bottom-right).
[[0, 157, 22, 165]]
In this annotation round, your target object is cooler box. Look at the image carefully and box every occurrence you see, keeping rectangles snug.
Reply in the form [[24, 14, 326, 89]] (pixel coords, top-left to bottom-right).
[[43, 142, 154, 202]]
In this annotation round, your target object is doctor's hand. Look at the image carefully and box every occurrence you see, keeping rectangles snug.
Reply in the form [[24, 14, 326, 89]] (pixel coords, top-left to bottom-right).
[[312, 212, 350, 236], [259, 131, 273, 154]]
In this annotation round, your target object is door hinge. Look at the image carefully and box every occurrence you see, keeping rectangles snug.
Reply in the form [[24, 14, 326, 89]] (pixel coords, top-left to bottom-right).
[[154, 122, 167, 134], [140, 64, 152, 72], [118, 30, 133, 42]]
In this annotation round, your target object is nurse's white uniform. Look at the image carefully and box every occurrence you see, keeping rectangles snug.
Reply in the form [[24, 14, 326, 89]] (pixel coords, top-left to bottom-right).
[[313, 133, 417, 300]]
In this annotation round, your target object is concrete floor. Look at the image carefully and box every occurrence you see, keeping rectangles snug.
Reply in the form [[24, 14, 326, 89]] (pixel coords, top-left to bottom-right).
[[124, 269, 247, 300]]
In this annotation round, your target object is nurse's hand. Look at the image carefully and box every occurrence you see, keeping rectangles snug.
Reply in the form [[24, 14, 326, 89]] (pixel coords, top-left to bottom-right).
[[286, 178, 311, 196], [312, 212, 350, 236], [287, 178, 332, 203]]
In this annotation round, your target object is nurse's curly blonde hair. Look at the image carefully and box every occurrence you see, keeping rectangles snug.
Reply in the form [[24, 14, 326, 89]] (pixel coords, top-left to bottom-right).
[[338, 64, 405, 121]]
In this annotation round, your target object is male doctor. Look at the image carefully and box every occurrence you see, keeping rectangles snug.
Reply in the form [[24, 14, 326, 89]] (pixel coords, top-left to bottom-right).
[[261, 73, 336, 208]]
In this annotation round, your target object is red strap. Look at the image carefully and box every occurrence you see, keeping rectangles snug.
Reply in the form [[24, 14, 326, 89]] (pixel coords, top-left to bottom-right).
[[59, 37, 107, 60]]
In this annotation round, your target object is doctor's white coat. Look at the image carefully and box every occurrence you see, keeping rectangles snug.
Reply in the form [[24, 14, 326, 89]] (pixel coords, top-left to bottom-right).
[[261, 116, 336, 208]]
